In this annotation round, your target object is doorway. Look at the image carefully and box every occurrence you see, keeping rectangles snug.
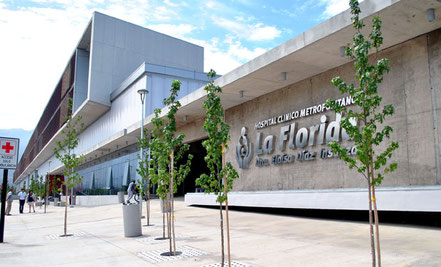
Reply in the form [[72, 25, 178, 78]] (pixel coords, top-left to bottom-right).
[[176, 139, 209, 196]]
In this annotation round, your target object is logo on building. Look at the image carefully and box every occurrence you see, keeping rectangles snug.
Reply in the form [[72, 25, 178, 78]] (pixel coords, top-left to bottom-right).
[[235, 127, 253, 169]]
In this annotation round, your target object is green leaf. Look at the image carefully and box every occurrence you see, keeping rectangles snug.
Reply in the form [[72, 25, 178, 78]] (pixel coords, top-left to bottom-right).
[[327, 0, 398, 188], [196, 69, 239, 203]]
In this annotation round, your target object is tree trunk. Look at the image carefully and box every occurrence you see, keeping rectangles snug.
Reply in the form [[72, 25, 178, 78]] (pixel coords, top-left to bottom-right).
[[170, 151, 176, 255], [224, 195, 231, 267], [171, 197, 176, 255], [372, 186, 381, 266], [146, 178, 150, 226], [145, 198, 149, 226], [163, 209, 165, 239], [219, 191, 225, 267], [44, 179, 47, 213], [367, 179, 376, 267], [167, 195, 172, 254], [369, 152, 381, 267], [44, 194, 47, 213], [64, 176, 69, 236], [222, 144, 231, 267]]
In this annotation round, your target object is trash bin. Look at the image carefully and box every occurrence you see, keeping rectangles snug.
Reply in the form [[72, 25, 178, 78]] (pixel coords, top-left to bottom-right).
[[118, 191, 125, 203], [122, 203, 142, 237]]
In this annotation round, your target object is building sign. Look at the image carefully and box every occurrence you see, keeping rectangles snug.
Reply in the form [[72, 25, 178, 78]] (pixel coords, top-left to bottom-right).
[[236, 96, 357, 169], [255, 95, 355, 129], [0, 137, 19, 169]]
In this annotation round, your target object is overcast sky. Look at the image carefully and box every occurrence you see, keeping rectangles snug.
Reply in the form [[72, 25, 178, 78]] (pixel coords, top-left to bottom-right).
[[0, 0, 350, 131]]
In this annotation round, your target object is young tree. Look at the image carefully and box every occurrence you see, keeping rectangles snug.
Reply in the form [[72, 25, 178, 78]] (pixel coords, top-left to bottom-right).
[[29, 175, 45, 207], [146, 80, 193, 255], [54, 98, 84, 237], [163, 80, 193, 255], [42, 176, 49, 212], [196, 70, 239, 267], [137, 134, 149, 226], [326, 1, 399, 266], [147, 108, 169, 240]]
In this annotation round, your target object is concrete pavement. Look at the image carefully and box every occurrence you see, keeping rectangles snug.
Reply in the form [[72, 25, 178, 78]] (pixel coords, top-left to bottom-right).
[[1, 198, 440, 266]]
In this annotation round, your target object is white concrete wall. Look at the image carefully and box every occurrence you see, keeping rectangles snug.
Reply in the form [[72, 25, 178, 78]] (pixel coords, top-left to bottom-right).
[[185, 186, 441, 212], [226, 33, 439, 191], [77, 74, 146, 154], [75, 72, 205, 155], [76, 195, 120, 206], [88, 12, 204, 107]]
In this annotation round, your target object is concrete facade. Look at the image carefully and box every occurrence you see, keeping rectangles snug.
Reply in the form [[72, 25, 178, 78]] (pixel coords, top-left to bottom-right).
[[185, 29, 441, 212], [183, 0, 441, 211], [88, 12, 204, 107], [225, 32, 440, 191]]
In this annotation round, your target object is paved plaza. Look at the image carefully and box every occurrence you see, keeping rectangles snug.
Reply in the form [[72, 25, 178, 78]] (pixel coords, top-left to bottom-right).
[[1, 198, 440, 266]]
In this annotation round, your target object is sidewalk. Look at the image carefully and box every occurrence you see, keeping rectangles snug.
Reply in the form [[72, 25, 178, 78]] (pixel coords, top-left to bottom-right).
[[1, 198, 440, 266]]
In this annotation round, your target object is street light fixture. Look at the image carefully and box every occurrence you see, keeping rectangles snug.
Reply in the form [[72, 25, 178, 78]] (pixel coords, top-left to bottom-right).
[[137, 88, 149, 158], [137, 88, 148, 221]]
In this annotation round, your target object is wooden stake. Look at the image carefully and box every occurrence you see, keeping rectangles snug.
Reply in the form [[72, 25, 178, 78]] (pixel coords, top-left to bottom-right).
[[170, 151, 176, 255], [372, 186, 381, 267], [222, 143, 231, 267]]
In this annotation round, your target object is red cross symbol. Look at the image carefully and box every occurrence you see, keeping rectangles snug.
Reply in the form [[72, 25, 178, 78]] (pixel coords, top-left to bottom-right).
[[2, 142, 14, 154]]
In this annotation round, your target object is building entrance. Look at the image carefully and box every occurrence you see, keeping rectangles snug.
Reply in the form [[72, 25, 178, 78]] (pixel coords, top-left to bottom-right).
[[176, 139, 209, 196]]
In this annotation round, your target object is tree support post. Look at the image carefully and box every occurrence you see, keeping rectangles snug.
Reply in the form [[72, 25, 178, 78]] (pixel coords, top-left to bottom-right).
[[44, 176, 48, 213], [372, 186, 381, 266], [222, 143, 231, 267], [64, 176, 69, 236], [170, 151, 176, 255]]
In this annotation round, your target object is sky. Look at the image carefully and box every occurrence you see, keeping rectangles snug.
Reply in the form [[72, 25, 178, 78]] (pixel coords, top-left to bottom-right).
[[0, 0, 351, 131]]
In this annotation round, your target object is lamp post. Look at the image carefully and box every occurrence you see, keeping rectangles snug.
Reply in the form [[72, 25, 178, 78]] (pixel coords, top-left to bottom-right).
[[137, 89, 148, 222], [146, 131, 152, 226]]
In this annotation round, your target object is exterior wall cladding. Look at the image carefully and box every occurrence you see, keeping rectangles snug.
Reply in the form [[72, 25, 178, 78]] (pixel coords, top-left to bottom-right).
[[14, 11, 207, 189], [65, 12, 208, 191], [226, 29, 441, 192], [76, 144, 140, 191], [75, 70, 208, 192], [87, 12, 204, 107]]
